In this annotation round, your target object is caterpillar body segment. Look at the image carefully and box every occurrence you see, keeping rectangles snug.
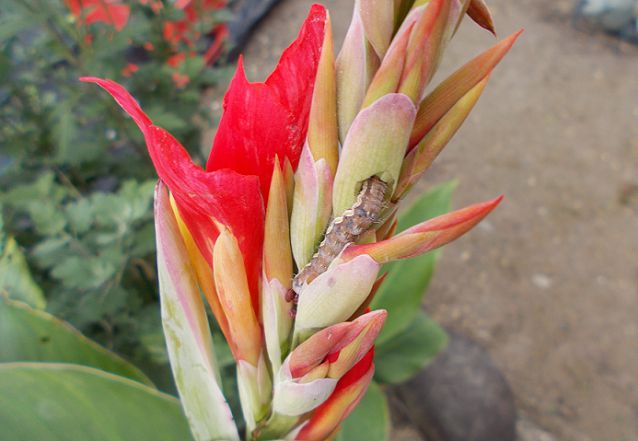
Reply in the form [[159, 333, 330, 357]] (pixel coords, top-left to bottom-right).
[[291, 176, 388, 295]]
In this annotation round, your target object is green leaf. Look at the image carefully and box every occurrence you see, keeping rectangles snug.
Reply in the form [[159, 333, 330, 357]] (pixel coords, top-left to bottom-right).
[[374, 311, 448, 385], [0, 236, 46, 309], [0, 363, 193, 441], [29, 201, 67, 236], [0, 13, 48, 42], [213, 331, 235, 369], [136, 306, 169, 364], [50, 255, 118, 290], [372, 181, 456, 344], [0, 50, 10, 83], [147, 108, 188, 132], [0, 296, 152, 386], [334, 382, 390, 441], [1, 173, 65, 211], [65, 198, 93, 234], [51, 100, 80, 165], [31, 237, 69, 268]]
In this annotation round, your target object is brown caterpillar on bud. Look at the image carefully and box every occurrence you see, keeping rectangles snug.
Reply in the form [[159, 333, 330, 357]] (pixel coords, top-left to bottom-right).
[[287, 176, 388, 312]]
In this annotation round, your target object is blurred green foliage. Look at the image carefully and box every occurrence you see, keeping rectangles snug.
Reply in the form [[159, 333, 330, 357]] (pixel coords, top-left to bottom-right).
[[0, 0, 232, 380]]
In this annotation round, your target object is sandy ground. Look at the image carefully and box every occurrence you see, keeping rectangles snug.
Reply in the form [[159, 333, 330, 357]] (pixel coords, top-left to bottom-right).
[[236, 1, 638, 439]]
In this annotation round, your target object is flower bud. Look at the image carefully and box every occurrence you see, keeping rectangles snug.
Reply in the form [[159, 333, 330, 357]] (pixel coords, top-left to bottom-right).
[[263, 160, 294, 371], [342, 196, 503, 263], [237, 356, 272, 432], [295, 350, 375, 441], [332, 93, 416, 215], [290, 146, 334, 269], [336, 5, 381, 142], [290, 310, 386, 380], [394, 76, 489, 200], [359, 0, 395, 58], [294, 254, 380, 339], [213, 228, 262, 366], [467, 0, 495, 35], [273, 359, 338, 416], [410, 30, 523, 147]]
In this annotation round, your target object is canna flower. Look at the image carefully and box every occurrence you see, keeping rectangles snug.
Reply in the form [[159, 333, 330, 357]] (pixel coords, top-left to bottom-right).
[[83, 1, 519, 439]]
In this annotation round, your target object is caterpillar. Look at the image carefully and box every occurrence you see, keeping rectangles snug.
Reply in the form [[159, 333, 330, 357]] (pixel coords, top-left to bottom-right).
[[287, 176, 388, 307]]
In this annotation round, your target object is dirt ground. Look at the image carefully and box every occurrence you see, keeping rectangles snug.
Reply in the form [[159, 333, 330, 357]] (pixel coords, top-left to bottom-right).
[[237, 1, 638, 440]]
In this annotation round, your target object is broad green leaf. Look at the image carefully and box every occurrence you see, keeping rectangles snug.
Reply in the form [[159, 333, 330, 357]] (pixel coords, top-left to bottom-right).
[[0, 363, 193, 441], [374, 311, 448, 384], [155, 183, 240, 441], [0, 236, 46, 309], [0, 296, 152, 386], [335, 381, 390, 441], [372, 180, 455, 344]]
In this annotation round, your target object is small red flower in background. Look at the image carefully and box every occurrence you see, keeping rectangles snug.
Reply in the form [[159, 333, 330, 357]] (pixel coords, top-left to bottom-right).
[[163, 0, 227, 49], [121, 63, 139, 77], [203, 24, 228, 65], [140, 0, 164, 13], [65, 0, 130, 31], [166, 53, 186, 68], [171, 72, 190, 88]]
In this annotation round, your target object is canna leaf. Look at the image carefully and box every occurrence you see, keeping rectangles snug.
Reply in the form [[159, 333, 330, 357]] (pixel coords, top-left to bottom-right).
[[0, 237, 46, 310], [334, 381, 390, 441], [0, 363, 192, 441], [372, 181, 455, 344], [0, 296, 152, 386], [374, 311, 448, 384]]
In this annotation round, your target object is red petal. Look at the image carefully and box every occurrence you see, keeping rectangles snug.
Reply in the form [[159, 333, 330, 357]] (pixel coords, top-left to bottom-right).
[[64, 0, 82, 17], [206, 4, 327, 203], [80, 77, 264, 310], [334, 347, 374, 391]]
